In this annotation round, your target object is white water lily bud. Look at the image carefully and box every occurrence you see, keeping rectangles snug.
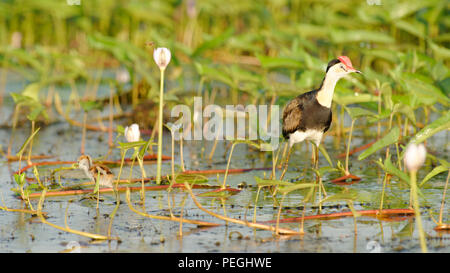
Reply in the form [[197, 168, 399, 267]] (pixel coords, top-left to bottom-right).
[[153, 47, 171, 70], [404, 143, 427, 172], [116, 68, 130, 84], [124, 123, 140, 142]]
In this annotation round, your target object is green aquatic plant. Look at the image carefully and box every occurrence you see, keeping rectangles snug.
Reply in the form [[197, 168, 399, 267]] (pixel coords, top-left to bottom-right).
[[12, 126, 41, 207], [118, 138, 148, 201], [9, 83, 49, 183]]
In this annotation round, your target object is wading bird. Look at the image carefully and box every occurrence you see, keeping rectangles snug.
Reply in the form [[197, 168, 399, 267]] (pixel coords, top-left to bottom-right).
[[280, 56, 361, 180], [77, 155, 114, 188]]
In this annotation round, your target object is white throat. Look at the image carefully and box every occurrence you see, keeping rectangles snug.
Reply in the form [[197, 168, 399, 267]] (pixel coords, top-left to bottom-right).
[[316, 73, 341, 108], [79, 160, 93, 179]]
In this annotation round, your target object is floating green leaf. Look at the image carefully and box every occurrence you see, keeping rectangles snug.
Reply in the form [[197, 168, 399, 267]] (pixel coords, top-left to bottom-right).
[[254, 176, 294, 187], [277, 183, 317, 195], [320, 190, 358, 204], [175, 174, 208, 184], [197, 188, 240, 198]]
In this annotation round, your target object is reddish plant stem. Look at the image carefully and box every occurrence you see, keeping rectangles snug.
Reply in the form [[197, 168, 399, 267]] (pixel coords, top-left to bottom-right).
[[15, 161, 76, 175], [182, 167, 271, 175], [336, 140, 376, 158], [434, 224, 450, 231], [330, 174, 361, 185], [6, 155, 53, 162], [13, 155, 172, 175], [263, 209, 415, 223]]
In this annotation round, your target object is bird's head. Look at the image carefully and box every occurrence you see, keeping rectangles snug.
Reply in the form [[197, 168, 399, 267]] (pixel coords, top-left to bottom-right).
[[77, 155, 92, 171], [325, 56, 361, 79]]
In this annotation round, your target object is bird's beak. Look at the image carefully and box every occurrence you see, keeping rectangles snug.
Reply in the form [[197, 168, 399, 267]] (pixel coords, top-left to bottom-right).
[[349, 67, 362, 74], [345, 64, 361, 74]]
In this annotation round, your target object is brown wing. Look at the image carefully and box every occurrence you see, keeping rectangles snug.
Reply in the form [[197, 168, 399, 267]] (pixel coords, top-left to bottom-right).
[[282, 97, 303, 139], [90, 164, 113, 176]]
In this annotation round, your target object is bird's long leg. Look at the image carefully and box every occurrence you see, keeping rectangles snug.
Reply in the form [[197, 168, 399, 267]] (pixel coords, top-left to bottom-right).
[[313, 143, 327, 198], [313, 143, 319, 170], [279, 145, 293, 180]]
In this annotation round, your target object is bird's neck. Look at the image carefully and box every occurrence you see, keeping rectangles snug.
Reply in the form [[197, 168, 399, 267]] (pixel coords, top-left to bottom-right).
[[81, 166, 93, 178], [316, 73, 340, 108]]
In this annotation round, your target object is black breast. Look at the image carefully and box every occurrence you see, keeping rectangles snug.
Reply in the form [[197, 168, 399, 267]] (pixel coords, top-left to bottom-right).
[[282, 90, 332, 139]]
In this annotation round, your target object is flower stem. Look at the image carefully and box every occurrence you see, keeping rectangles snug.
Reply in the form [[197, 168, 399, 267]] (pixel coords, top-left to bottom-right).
[[379, 173, 388, 212], [410, 170, 427, 253], [170, 131, 175, 187], [180, 133, 185, 172], [156, 68, 165, 185], [439, 171, 450, 224]]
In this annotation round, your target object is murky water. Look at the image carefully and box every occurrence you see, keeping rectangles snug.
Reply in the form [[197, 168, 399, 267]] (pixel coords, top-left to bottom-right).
[[0, 76, 449, 253]]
